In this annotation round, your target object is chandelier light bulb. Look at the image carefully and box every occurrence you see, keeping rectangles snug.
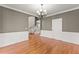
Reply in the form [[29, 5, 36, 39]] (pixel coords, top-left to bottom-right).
[[44, 10, 46, 12], [40, 9, 43, 12], [36, 11, 39, 13]]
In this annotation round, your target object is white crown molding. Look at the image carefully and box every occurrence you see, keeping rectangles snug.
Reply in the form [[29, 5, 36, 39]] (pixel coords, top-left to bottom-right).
[[0, 4, 79, 17], [46, 6, 79, 17], [0, 4, 37, 17]]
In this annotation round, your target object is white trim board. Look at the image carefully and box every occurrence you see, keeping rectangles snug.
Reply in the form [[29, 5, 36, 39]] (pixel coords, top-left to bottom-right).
[[41, 30, 79, 45], [0, 30, 79, 47], [0, 4, 79, 17], [47, 6, 79, 17], [0, 4, 37, 17], [0, 31, 29, 47]]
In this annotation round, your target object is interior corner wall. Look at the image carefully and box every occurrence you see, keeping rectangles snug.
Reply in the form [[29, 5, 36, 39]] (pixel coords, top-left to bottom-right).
[[0, 7, 3, 33], [0, 6, 30, 33], [42, 9, 79, 32]]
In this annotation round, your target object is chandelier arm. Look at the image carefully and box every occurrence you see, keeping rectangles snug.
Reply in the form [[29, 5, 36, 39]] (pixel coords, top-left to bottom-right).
[[37, 4, 47, 18]]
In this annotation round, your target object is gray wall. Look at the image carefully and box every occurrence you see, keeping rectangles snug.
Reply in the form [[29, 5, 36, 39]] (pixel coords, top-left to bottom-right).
[[1, 6, 79, 33], [42, 9, 79, 32], [0, 6, 30, 33], [0, 7, 3, 32], [42, 17, 52, 30]]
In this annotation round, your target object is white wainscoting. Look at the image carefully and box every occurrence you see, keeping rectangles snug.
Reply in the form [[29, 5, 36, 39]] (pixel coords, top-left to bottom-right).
[[0, 31, 29, 47], [0, 30, 79, 47], [41, 30, 79, 45]]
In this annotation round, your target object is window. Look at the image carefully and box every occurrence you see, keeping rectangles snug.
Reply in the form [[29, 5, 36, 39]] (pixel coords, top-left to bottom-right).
[[52, 18, 62, 32]]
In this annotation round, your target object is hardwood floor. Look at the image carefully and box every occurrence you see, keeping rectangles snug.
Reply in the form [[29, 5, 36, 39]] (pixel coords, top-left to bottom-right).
[[0, 33, 79, 54]]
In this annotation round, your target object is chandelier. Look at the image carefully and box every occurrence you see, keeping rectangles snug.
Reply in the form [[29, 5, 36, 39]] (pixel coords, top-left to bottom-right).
[[36, 4, 47, 18]]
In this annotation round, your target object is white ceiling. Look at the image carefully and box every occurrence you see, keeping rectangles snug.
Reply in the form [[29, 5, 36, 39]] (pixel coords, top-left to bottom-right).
[[1, 4, 79, 17]]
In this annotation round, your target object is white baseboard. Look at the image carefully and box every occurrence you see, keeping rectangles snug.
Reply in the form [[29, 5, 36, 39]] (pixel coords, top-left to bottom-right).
[[41, 30, 79, 45]]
